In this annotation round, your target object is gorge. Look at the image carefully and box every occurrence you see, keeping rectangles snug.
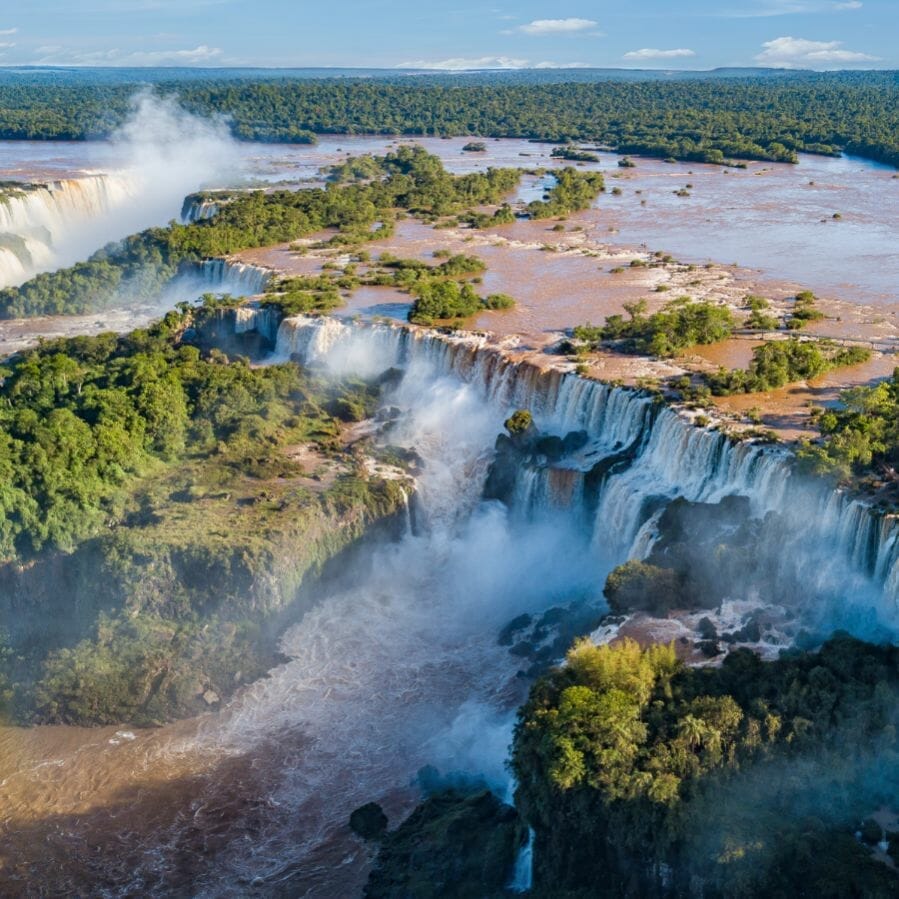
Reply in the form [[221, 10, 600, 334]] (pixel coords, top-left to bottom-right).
[[2, 306, 897, 894], [0, 72, 897, 898]]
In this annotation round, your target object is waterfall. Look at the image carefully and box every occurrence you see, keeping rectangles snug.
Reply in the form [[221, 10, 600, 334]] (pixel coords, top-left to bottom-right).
[[272, 315, 899, 622], [161, 259, 272, 307], [0, 175, 137, 288], [233, 304, 281, 343], [181, 194, 220, 223], [193, 259, 271, 296], [509, 828, 535, 893]]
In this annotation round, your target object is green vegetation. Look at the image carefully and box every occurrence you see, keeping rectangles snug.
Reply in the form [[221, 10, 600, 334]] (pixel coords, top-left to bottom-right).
[[0, 301, 409, 724], [551, 146, 600, 163], [743, 294, 780, 331], [799, 368, 899, 482], [0, 148, 520, 318], [482, 292, 515, 310], [408, 280, 483, 324], [574, 297, 735, 357], [457, 203, 516, 229], [363, 790, 525, 899], [513, 634, 899, 897], [3, 73, 899, 167], [504, 409, 534, 435], [261, 274, 346, 315], [786, 290, 826, 330], [527, 168, 605, 219], [603, 560, 686, 615], [0, 304, 297, 558], [462, 141, 487, 152], [706, 339, 871, 394], [353, 251, 515, 325]]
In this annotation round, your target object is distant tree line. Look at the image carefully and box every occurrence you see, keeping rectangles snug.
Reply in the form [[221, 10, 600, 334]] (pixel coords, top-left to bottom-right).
[[0, 73, 898, 166]]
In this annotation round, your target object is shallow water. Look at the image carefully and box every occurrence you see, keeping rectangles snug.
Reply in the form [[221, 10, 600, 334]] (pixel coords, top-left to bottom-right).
[[1, 136, 896, 306]]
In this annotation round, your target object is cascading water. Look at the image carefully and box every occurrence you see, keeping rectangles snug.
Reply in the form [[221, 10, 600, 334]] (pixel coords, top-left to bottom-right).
[[5, 313, 899, 896], [170, 315, 603, 897], [0, 95, 244, 292], [192, 259, 271, 297], [509, 828, 535, 893], [0, 175, 137, 287], [275, 315, 899, 621], [181, 195, 220, 223], [158, 259, 272, 308]]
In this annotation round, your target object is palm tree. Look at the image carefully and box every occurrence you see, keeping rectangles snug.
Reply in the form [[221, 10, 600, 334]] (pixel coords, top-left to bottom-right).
[[677, 714, 706, 750]]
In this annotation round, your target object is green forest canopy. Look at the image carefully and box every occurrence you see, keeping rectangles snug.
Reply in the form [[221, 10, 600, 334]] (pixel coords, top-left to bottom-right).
[[0, 72, 898, 166], [513, 634, 899, 896]]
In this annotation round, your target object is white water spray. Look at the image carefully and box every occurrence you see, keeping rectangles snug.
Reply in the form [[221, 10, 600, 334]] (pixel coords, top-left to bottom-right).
[[0, 92, 241, 288]]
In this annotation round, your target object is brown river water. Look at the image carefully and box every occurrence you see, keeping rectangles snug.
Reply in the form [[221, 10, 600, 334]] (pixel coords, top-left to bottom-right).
[[0, 136, 897, 894]]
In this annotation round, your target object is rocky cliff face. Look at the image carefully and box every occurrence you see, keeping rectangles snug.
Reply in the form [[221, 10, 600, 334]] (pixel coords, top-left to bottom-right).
[[0, 473, 408, 726]]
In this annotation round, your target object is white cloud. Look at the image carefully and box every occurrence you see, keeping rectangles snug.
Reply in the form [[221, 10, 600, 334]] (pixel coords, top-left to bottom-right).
[[623, 48, 697, 60], [0, 28, 17, 35], [33, 44, 224, 66], [756, 36, 879, 67], [396, 56, 530, 70], [517, 18, 599, 36], [0, 42, 16, 49]]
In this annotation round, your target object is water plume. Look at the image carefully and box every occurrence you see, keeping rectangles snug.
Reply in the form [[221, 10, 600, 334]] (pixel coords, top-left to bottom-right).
[[0, 91, 240, 289]]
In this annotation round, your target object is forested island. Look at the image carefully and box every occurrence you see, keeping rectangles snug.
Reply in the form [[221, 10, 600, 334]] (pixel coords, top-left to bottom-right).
[[0, 70, 898, 166], [0, 147, 524, 317], [507, 634, 899, 897]]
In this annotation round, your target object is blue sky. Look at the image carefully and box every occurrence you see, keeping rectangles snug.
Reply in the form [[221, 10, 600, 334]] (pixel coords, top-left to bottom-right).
[[0, 0, 895, 70]]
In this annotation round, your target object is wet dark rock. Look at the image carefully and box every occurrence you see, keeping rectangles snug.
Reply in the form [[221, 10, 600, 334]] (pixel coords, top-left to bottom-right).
[[484, 421, 598, 506], [698, 617, 718, 640], [482, 434, 522, 505], [363, 790, 526, 899], [376, 367, 405, 389], [509, 640, 533, 658], [535, 435, 564, 462], [501, 600, 605, 676], [604, 494, 777, 615], [350, 802, 389, 841], [498, 613, 532, 646], [375, 405, 403, 423], [562, 429, 589, 454], [731, 616, 762, 644]]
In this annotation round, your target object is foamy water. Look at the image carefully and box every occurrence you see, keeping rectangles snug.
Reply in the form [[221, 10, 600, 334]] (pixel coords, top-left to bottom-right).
[[0, 330, 601, 896]]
